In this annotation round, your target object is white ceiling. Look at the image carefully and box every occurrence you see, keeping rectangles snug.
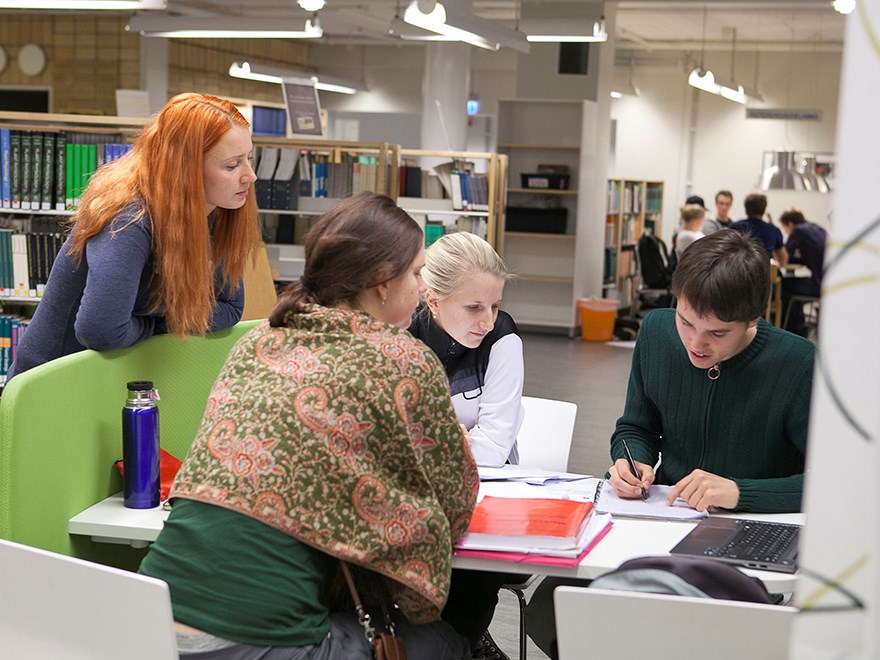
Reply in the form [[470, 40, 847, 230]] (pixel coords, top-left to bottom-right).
[[137, 0, 845, 52]]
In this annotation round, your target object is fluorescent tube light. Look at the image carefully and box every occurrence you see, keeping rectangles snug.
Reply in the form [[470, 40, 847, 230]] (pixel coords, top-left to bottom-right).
[[127, 15, 322, 39], [229, 61, 367, 95], [688, 67, 747, 105], [527, 17, 608, 43], [0, 0, 164, 7], [403, 0, 529, 53]]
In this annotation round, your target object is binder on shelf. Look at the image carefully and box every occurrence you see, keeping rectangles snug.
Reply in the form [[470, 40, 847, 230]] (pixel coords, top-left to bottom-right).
[[41, 132, 55, 211], [10, 131, 21, 209], [20, 132, 32, 210], [254, 146, 279, 209], [297, 151, 312, 197], [1, 128, 10, 208], [270, 148, 300, 211], [11, 234, 30, 297], [30, 132, 43, 211], [54, 132, 66, 212]]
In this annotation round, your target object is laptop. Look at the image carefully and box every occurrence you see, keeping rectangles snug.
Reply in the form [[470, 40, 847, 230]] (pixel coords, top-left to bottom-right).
[[0, 539, 178, 659], [669, 518, 800, 573]]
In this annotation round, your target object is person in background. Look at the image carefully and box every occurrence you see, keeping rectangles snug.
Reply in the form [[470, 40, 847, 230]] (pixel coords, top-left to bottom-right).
[[526, 231, 815, 659], [779, 208, 828, 336], [408, 231, 524, 660], [730, 193, 788, 266], [673, 203, 706, 262], [6, 93, 261, 382], [139, 192, 478, 659], [702, 189, 734, 234]]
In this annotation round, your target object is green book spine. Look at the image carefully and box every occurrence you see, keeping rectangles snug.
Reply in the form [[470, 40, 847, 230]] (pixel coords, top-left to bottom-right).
[[65, 143, 75, 211], [42, 132, 55, 211], [20, 132, 32, 210], [85, 144, 97, 190], [30, 132, 43, 210], [73, 143, 85, 209], [55, 132, 66, 211]]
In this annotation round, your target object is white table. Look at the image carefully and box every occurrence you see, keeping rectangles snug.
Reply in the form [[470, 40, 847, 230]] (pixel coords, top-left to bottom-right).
[[69, 492, 803, 592]]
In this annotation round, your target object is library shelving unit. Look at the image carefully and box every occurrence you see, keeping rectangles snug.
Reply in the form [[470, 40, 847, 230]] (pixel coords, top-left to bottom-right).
[[604, 178, 664, 307], [495, 99, 598, 333], [250, 136, 401, 283], [397, 148, 507, 251]]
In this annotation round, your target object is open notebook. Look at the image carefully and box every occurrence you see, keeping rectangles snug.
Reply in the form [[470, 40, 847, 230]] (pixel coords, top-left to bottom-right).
[[0, 539, 178, 659]]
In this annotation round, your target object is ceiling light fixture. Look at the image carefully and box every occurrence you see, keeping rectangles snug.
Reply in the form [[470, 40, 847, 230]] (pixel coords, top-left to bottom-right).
[[686, 12, 748, 105], [832, 0, 855, 15], [297, 0, 325, 11], [127, 14, 322, 38], [229, 61, 367, 95], [1, 0, 164, 7], [527, 16, 608, 43], [402, 0, 529, 53]]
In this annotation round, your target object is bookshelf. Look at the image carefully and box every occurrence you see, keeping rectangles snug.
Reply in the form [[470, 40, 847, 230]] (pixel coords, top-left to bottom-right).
[[397, 148, 507, 251], [605, 178, 664, 307], [0, 113, 509, 384], [495, 99, 598, 333]]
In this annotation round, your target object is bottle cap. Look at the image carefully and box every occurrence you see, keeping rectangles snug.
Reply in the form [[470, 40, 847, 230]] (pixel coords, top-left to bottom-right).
[[127, 380, 154, 391]]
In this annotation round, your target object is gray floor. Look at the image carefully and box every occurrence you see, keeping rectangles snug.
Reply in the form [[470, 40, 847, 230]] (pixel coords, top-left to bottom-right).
[[486, 332, 635, 660]]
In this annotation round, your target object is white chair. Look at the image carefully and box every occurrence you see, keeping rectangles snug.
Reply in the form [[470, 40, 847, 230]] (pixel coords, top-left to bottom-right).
[[0, 539, 178, 659], [515, 396, 578, 472], [503, 395, 578, 659], [554, 586, 796, 660]]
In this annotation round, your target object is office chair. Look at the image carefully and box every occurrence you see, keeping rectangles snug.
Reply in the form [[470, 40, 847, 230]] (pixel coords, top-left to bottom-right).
[[554, 586, 795, 660], [0, 538, 178, 659], [501, 396, 578, 660]]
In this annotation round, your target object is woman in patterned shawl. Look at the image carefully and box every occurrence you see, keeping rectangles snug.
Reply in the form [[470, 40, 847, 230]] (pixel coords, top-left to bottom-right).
[[140, 192, 479, 659]]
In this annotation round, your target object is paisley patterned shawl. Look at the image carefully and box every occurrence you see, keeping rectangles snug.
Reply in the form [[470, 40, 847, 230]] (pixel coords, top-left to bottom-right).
[[171, 305, 479, 623]]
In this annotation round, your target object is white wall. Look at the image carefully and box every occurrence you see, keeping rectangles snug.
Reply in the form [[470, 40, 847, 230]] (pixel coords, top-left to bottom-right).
[[611, 49, 841, 244]]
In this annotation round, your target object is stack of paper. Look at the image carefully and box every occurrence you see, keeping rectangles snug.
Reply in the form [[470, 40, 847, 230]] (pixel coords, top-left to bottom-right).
[[455, 496, 611, 559]]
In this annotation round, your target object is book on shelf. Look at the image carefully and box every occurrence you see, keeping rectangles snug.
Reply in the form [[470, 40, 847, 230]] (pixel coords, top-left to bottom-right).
[[254, 146, 280, 210], [20, 132, 32, 210], [0, 230, 64, 298], [9, 131, 21, 209], [1, 128, 10, 208], [270, 148, 301, 211], [457, 496, 595, 554]]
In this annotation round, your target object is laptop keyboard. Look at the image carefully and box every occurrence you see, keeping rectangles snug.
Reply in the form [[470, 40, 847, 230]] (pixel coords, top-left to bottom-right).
[[705, 521, 798, 564]]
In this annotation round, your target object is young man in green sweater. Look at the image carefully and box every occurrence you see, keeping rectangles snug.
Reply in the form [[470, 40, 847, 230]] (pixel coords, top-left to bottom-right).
[[526, 230, 816, 659], [609, 228, 814, 514]]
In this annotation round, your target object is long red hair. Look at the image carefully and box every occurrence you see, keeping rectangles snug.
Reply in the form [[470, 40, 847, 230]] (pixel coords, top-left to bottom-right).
[[68, 93, 261, 337]]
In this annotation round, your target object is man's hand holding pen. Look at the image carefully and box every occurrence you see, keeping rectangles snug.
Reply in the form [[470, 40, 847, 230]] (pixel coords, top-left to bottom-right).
[[609, 458, 655, 500]]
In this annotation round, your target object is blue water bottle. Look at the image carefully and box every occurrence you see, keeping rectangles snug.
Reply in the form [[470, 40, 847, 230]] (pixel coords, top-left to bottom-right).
[[122, 380, 161, 509]]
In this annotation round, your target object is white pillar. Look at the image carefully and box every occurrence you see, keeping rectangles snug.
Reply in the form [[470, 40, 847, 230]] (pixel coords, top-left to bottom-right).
[[139, 36, 169, 113], [420, 42, 471, 154]]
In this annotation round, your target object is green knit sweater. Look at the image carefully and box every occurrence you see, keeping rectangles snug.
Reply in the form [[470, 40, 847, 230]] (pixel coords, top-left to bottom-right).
[[610, 308, 816, 513]]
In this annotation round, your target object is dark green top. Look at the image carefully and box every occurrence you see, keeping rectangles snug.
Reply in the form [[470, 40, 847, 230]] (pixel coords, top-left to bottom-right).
[[139, 499, 333, 647], [610, 309, 816, 513]]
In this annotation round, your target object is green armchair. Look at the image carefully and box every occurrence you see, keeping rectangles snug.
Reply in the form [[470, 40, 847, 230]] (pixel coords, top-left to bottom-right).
[[0, 320, 260, 570]]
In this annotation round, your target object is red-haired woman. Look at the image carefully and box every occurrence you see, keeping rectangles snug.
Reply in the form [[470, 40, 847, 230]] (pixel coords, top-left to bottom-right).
[[6, 93, 261, 381]]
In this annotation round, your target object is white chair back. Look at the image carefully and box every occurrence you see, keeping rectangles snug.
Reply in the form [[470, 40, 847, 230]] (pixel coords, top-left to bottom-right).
[[516, 396, 577, 472], [0, 539, 178, 659], [554, 586, 796, 660]]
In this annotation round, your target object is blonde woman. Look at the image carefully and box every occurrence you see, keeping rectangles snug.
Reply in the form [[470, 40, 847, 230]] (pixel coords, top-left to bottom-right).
[[7, 93, 261, 381], [408, 231, 525, 468]]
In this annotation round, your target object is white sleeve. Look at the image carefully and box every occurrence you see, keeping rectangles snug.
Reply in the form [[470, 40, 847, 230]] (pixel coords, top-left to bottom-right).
[[459, 333, 525, 467]]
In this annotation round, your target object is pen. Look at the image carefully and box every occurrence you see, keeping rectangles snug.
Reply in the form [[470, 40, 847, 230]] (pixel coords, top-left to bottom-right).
[[620, 439, 648, 500]]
